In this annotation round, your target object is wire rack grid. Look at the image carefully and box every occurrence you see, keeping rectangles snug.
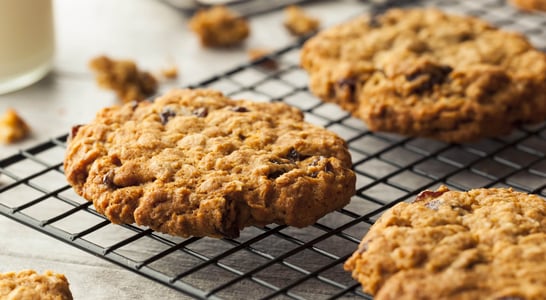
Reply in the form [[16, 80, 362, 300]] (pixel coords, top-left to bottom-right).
[[1, 0, 546, 299]]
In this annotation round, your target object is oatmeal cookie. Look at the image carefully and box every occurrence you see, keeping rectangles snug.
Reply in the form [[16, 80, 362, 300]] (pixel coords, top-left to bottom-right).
[[189, 6, 250, 47], [89, 55, 158, 103], [0, 270, 73, 300], [511, 0, 546, 11], [345, 186, 546, 300], [301, 8, 546, 142], [64, 89, 355, 238]]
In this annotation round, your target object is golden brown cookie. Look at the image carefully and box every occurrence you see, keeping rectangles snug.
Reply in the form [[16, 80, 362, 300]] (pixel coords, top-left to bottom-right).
[[345, 186, 546, 300], [301, 8, 546, 142], [0, 270, 73, 300], [189, 6, 250, 48], [64, 89, 355, 238]]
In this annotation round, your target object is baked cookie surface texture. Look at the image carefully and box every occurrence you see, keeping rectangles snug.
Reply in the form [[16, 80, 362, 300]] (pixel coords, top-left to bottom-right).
[[0, 270, 73, 300], [345, 186, 546, 300], [301, 8, 546, 142], [64, 89, 355, 238]]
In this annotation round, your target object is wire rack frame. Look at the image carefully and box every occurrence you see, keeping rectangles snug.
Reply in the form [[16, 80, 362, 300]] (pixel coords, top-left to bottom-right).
[[1, 0, 546, 299], [160, 0, 324, 17]]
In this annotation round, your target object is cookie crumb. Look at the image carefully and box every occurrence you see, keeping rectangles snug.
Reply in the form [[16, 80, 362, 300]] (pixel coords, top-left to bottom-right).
[[161, 66, 179, 79], [0, 108, 31, 144], [89, 55, 158, 103], [284, 5, 320, 37], [247, 48, 278, 70], [0, 270, 73, 300], [511, 0, 546, 11], [189, 6, 250, 48]]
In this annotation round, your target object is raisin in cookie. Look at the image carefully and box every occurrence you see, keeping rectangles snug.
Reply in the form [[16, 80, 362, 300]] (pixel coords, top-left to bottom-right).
[[0, 270, 73, 300], [301, 8, 546, 142], [345, 186, 546, 300], [64, 89, 355, 238]]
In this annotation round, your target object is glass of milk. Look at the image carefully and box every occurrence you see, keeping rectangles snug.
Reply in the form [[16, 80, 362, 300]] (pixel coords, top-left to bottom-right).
[[0, 0, 54, 94]]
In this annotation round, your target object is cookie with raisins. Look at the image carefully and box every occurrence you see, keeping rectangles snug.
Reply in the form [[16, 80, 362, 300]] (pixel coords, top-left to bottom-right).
[[64, 89, 355, 238], [301, 8, 546, 142], [345, 186, 546, 299]]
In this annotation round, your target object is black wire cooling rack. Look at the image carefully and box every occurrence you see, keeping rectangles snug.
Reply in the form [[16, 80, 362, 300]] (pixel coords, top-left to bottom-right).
[[1, 0, 545, 299]]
